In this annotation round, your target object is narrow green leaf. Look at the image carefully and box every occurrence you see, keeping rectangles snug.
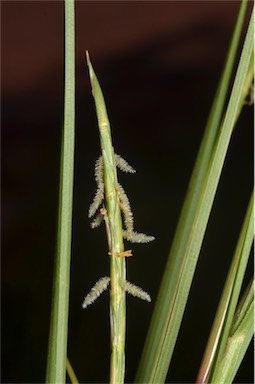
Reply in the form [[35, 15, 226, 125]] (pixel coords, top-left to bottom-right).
[[135, 3, 253, 383], [231, 279, 254, 335], [210, 279, 254, 384], [66, 357, 79, 384], [197, 192, 254, 383], [46, 0, 75, 382], [237, 49, 254, 115]]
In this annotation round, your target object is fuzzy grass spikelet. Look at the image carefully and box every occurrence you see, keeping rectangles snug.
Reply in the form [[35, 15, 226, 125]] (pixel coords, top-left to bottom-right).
[[117, 183, 134, 231], [88, 156, 104, 218], [121, 280, 151, 302], [82, 276, 110, 309], [115, 154, 136, 173], [123, 230, 155, 243], [90, 212, 104, 228], [88, 154, 155, 243]]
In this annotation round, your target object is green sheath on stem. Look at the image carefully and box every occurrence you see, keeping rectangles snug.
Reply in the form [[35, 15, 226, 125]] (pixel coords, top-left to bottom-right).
[[86, 52, 126, 384]]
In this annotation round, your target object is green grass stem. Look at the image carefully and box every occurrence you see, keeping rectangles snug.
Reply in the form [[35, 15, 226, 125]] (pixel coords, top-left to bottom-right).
[[135, 3, 253, 383], [46, 0, 75, 382], [86, 52, 126, 384]]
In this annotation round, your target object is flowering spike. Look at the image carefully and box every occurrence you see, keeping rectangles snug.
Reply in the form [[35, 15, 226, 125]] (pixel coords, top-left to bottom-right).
[[90, 212, 104, 228], [82, 276, 110, 309], [116, 183, 134, 231], [115, 154, 136, 173], [88, 188, 104, 218], [95, 156, 104, 183], [122, 230, 155, 243], [88, 156, 104, 218], [120, 280, 151, 302], [88, 155, 155, 242]]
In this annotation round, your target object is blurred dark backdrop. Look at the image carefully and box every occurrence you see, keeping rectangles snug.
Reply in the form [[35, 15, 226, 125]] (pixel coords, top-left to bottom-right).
[[1, 1, 253, 383]]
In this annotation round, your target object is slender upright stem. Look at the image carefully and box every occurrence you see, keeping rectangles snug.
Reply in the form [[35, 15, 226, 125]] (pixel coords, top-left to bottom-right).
[[86, 52, 126, 384], [46, 0, 75, 382]]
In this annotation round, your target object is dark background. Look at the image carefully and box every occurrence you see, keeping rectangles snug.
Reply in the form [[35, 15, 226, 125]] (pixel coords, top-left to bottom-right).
[[1, 1, 254, 383]]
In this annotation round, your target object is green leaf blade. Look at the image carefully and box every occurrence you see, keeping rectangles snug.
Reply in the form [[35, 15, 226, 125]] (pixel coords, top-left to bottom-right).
[[210, 279, 254, 384], [135, 3, 253, 383], [197, 191, 254, 383], [46, 0, 75, 382]]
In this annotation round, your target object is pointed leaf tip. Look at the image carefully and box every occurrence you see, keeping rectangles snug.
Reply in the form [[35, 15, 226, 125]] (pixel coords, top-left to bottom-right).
[[86, 50, 90, 65]]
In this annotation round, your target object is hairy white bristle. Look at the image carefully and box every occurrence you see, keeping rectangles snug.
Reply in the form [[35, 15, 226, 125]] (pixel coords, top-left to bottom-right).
[[82, 277, 110, 309]]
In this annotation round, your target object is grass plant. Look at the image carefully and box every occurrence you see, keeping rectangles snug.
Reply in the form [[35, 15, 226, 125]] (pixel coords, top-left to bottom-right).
[[46, 1, 253, 383]]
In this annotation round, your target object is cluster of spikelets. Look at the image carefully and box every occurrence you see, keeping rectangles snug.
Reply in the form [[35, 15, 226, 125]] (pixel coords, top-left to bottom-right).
[[82, 154, 154, 309], [88, 154, 155, 243], [82, 277, 151, 309]]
